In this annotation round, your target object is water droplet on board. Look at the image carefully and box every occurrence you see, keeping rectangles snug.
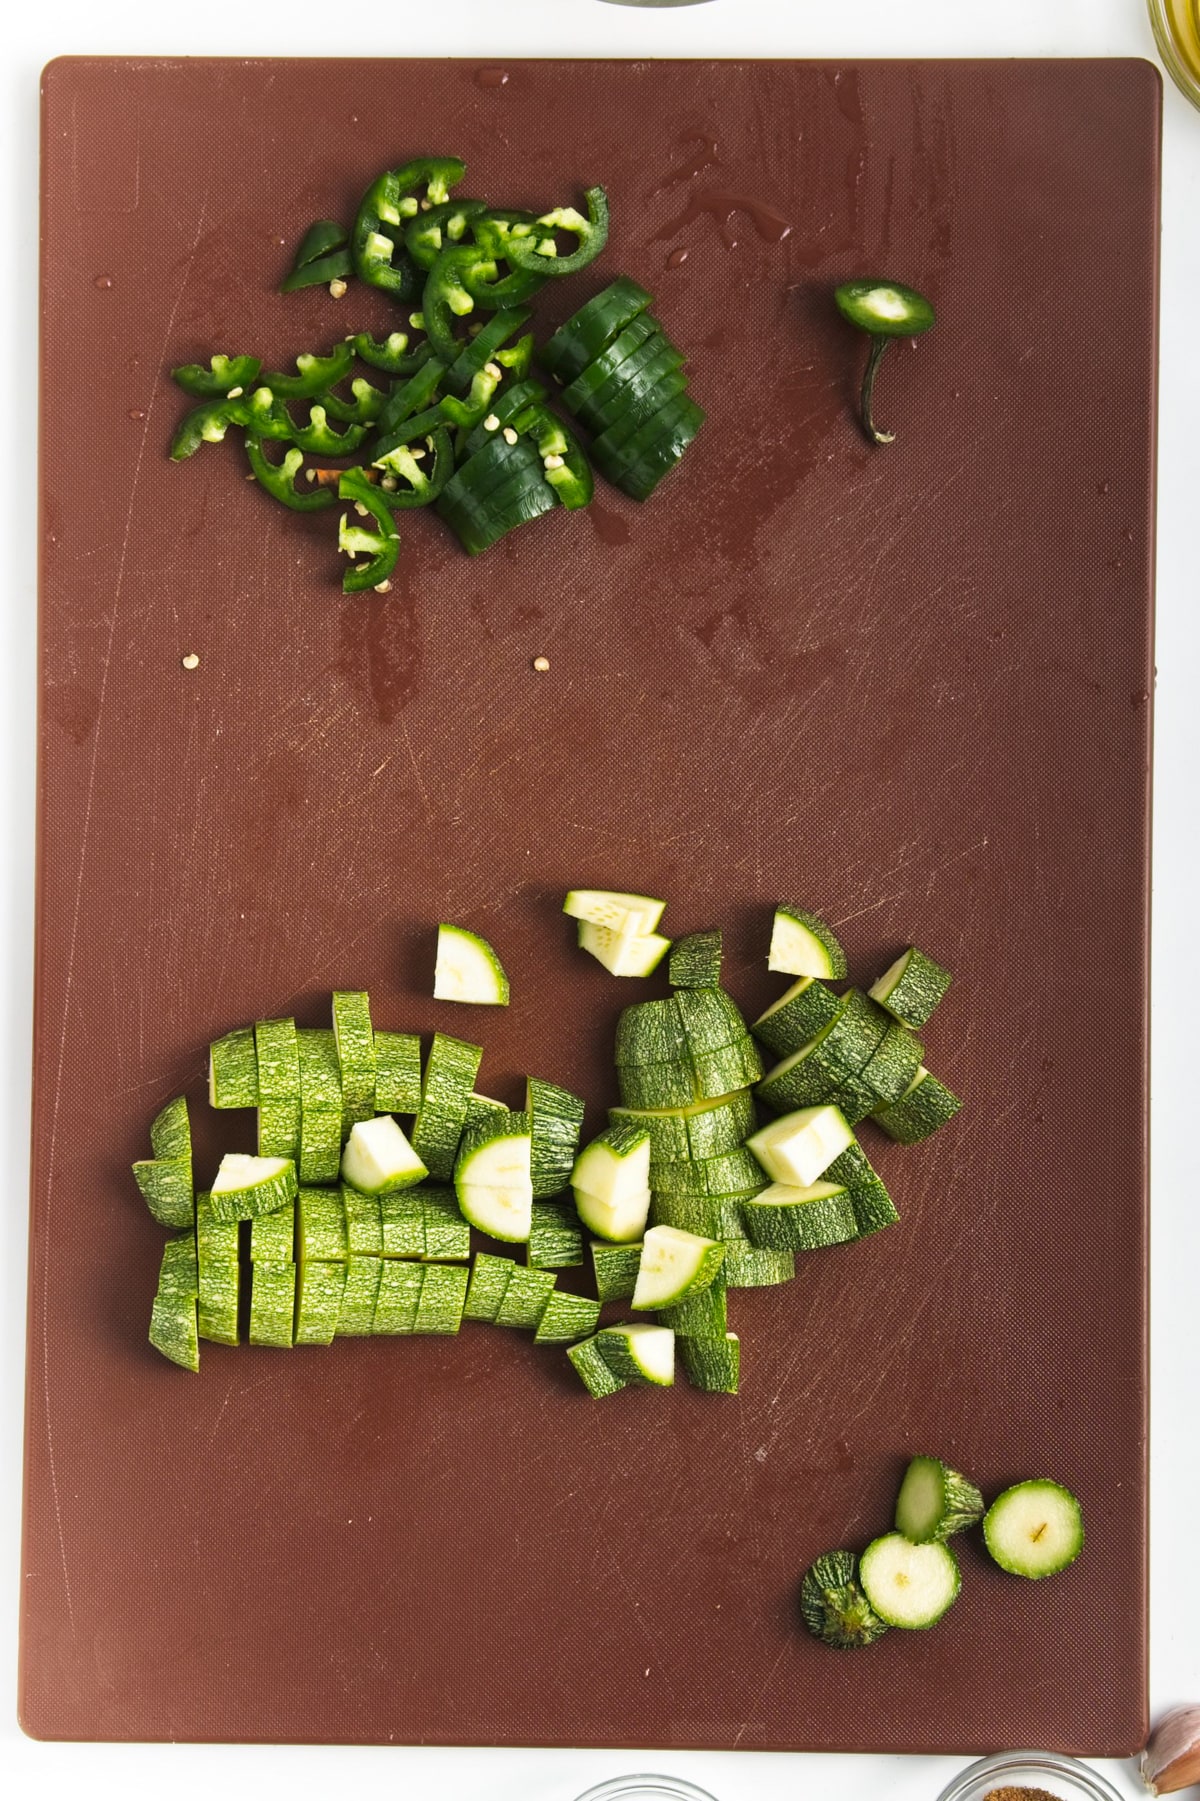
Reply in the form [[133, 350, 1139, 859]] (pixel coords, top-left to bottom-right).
[[666, 247, 689, 270], [93, 274, 113, 289], [476, 67, 510, 88], [128, 408, 146, 421]]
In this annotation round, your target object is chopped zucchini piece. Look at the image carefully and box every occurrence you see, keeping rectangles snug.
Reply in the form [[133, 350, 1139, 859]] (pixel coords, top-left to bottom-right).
[[527, 1200, 584, 1268], [747, 1106, 854, 1188], [341, 1113, 428, 1195], [616, 1057, 695, 1111], [255, 1018, 301, 1159], [196, 1192, 239, 1346], [132, 1151, 194, 1230], [434, 923, 511, 1005], [858, 1022, 925, 1107], [526, 1076, 585, 1198], [632, 1225, 725, 1310], [421, 1185, 471, 1261], [673, 986, 749, 1056], [297, 1028, 343, 1183], [567, 1333, 628, 1397], [341, 1185, 383, 1256], [983, 1479, 1084, 1578], [768, 905, 847, 979], [372, 1259, 424, 1334], [455, 1108, 533, 1241], [332, 990, 376, 1129], [412, 1261, 469, 1334], [650, 1146, 766, 1198], [572, 1123, 652, 1243], [294, 1258, 347, 1345], [457, 1180, 534, 1244], [858, 1533, 960, 1628], [753, 977, 843, 1057], [411, 1031, 483, 1179], [668, 929, 723, 989], [721, 1241, 795, 1287], [611, 1089, 756, 1164], [297, 1185, 348, 1262], [801, 1549, 890, 1649], [590, 1240, 643, 1301], [336, 1255, 383, 1335], [463, 1252, 515, 1323], [208, 1153, 298, 1223], [494, 1265, 556, 1330], [564, 888, 667, 940], [847, 1174, 900, 1237], [208, 1025, 259, 1108], [249, 1196, 295, 1263], [379, 1188, 425, 1259], [578, 920, 672, 976], [680, 1332, 740, 1394], [650, 1190, 749, 1240], [740, 1179, 858, 1252], [869, 946, 952, 1030], [615, 998, 689, 1067], [896, 1456, 985, 1544], [148, 1233, 200, 1371], [374, 1029, 423, 1114], [596, 1321, 675, 1386], [533, 1290, 602, 1345], [691, 1034, 762, 1097], [248, 1261, 296, 1347], [873, 1068, 963, 1144], [658, 1277, 727, 1339]]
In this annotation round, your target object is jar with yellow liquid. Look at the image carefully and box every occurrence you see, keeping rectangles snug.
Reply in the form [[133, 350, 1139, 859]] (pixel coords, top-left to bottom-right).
[[1148, 0, 1200, 108]]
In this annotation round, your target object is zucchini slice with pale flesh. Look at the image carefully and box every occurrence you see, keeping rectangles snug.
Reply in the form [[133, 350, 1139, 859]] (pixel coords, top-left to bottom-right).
[[983, 1479, 1084, 1578], [858, 1533, 960, 1629], [433, 923, 511, 1005]]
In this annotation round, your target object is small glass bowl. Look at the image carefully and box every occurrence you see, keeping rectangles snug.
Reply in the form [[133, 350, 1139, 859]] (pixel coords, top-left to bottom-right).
[[1147, 0, 1200, 111], [936, 1749, 1127, 1801], [573, 1779, 719, 1801]]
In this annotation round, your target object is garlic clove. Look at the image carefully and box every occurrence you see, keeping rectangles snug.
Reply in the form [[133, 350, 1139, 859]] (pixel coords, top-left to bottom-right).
[[1142, 1706, 1200, 1794]]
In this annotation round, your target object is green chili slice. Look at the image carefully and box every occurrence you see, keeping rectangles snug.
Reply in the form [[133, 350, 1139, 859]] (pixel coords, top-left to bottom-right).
[[504, 186, 609, 279], [352, 157, 466, 301], [260, 344, 355, 400], [171, 354, 261, 398], [337, 467, 401, 593], [833, 278, 935, 447], [245, 434, 335, 512]]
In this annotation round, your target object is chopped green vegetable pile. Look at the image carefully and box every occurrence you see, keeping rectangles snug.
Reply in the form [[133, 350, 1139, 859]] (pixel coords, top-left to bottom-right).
[[137, 900, 962, 1393], [170, 157, 705, 589]]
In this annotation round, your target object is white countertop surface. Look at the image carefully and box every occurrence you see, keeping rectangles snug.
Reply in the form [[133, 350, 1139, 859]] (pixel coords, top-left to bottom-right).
[[2, 3, 1196, 1796]]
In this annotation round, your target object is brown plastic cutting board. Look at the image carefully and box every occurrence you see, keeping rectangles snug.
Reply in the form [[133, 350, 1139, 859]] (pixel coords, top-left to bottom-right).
[[27, 57, 1157, 1749]]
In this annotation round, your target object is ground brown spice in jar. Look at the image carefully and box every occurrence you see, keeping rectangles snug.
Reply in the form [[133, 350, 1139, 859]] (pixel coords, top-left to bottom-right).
[[983, 1788, 1062, 1801]]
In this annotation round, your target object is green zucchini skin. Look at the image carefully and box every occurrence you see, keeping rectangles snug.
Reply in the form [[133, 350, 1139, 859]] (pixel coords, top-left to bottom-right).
[[658, 1277, 728, 1339], [590, 1240, 643, 1301], [411, 1032, 484, 1178], [895, 1455, 985, 1544], [132, 1155, 195, 1230], [294, 1259, 347, 1345], [374, 1029, 423, 1113], [800, 1550, 890, 1649], [869, 946, 952, 1030], [668, 930, 723, 990], [380, 1189, 425, 1258], [371, 1259, 424, 1334], [248, 1261, 296, 1348], [680, 1332, 740, 1394], [873, 1069, 962, 1144], [567, 1333, 628, 1397], [527, 1200, 584, 1268], [768, 905, 847, 980], [412, 1262, 469, 1334], [740, 1183, 858, 1253], [721, 1241, 795, 1288], [336, 1255, 384, 1335], [753, 977, 843, 1058], [463, 1252, 515, 1323], [298, 1185, 348, 1262], [858, 1023, 925, 1107], [209, 1025, 259, 1108], [533, 1290, 602, 1345], [421, 1185, 471, 1262], [148, 1233, 200, 1371], [196, 1192, 239, 1346], [332, 992, 377, 1131], [493, 1266, 555, 1330], [255, 1018, 302, 1159], [297, 1028, 343, 1183], [527, 1077, 585, 1199]]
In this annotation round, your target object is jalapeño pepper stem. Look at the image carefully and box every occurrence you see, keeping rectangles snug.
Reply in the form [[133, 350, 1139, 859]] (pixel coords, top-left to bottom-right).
[[861, 335, 894, 447], [833, 278, 935, 449]]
